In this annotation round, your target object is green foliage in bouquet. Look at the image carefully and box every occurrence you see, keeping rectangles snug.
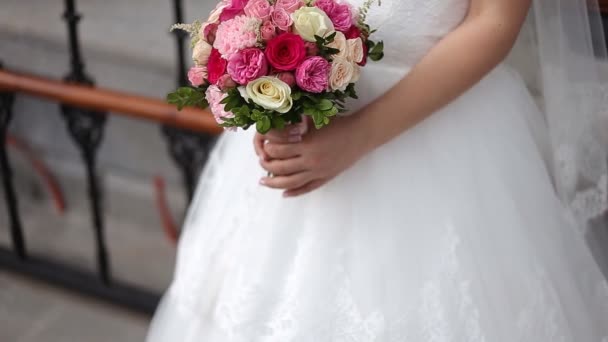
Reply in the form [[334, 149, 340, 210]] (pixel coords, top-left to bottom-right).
[[216, 83, 358, 134]]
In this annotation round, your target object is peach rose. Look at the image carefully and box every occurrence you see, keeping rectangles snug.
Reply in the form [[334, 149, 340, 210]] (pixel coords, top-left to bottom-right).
[[329, 57, 355, 91], [327, 31, 348, 59], [347, 37, 364, 64]]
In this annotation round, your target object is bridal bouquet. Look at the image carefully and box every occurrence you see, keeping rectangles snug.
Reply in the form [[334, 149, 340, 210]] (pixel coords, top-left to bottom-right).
[[168, 0, 384, 133]]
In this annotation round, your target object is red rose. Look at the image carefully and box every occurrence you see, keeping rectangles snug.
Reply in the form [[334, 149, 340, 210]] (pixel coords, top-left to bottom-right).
[[207, 48, 227, 84], [359, 43, 368, 66], [265, 33, 307, 71], [344, 25, 362, 40]]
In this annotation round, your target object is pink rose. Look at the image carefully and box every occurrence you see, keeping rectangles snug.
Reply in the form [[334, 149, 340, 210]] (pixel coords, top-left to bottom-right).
[[276, 72, 296, 87], [274, 0, 303, 14], [260, 20, 277, 41], [220, 0, 249, 22], [217, 74, 238, 90], [295, 56, 330, 93], [244, 0, 273, 20], [202, 23, 219, 44], [187, 66, 208, 87], [271, 7, 293, 32], [205, 85, 234, 124], [207, 48, 228, 84], [314, 0, 335, 15], [328, 3, 353, 31], [227, 48, 269, 85]]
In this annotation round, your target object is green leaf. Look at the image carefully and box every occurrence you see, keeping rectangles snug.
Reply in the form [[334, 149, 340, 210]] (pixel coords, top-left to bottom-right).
[[318, 99, 333, 111], [369, 40, 384, 61], [256, 115, 272, 134], [272, 116, 286, 130], [325, 31, 337, 43]]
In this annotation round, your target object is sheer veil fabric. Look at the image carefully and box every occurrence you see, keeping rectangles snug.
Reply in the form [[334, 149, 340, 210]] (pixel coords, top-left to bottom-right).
[[509, 0, 608, 227]]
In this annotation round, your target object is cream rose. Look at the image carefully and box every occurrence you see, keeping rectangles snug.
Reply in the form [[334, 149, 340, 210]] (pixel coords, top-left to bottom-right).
[[327, 31, 348, 59], [240, 76, 293, 113], [291, 7, 335, 42], [347, 37, 364, 64], [192, 40, 213, 66], [329, 57, 356, 91]]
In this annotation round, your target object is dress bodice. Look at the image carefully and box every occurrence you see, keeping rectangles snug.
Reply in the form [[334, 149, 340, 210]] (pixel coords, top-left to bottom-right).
[[350, 0, 470, 68]]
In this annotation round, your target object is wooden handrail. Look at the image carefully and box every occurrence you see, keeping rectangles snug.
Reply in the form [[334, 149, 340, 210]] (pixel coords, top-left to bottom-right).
[[0, 69, 223, 135]]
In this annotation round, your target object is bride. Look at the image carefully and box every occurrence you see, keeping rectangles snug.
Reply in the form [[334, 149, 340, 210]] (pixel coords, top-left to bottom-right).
[[148, 0, 608, 340]]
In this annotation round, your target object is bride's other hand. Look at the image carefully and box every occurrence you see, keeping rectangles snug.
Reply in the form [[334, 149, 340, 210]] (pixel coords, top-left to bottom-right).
[[253, 120, 308, 161], [259, 115, 368, 197]]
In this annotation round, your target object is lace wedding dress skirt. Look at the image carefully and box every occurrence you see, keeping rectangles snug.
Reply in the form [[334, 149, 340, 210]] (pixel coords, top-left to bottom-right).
[[147, 0, 608, 340]]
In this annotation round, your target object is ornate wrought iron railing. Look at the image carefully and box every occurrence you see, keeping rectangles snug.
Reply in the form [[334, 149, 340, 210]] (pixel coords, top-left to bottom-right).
[[0, 0, 221, 315]]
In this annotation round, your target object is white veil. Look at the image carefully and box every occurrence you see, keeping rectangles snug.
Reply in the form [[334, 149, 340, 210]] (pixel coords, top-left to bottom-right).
[[509, 0, 608, 230]]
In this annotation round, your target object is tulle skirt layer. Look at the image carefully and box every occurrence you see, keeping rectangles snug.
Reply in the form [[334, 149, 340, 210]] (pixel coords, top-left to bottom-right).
[[147, 65, 608, 341]]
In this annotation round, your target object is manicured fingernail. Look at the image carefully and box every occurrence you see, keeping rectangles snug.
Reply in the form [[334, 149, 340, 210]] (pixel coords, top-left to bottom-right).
[[264, 139, 270, 145], [288, 135, 302, 143], [259, 178, 266, 185]]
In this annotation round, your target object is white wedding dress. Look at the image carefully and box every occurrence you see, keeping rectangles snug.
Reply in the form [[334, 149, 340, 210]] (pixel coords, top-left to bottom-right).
[[147, 0, 608, 341]]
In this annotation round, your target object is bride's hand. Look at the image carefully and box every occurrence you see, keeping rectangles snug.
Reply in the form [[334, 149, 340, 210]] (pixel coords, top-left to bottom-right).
[[253, 120, 309, 161], [259, 115, 368, 197]]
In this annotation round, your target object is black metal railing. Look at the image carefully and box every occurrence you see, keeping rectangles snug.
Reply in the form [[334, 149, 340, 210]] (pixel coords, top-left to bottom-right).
[[0, 0, 217, 315]]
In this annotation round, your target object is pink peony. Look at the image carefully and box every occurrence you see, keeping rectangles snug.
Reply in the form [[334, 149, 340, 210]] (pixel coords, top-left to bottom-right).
[[205, 85, 235, 124], [329, 2, 353, 31], [314, 0, 335, 15], [276, 72, 296, 87], [220, 0, 249, 22], [187, 66, 208, 87], [295, 56, 330, 93], [314, 0, 353, 32], [217, 74, 238, 90], [214, 15, 261, 58], [260, 20, 277, 41], [274, 0, 303, 14], [207, 48, 228, 84], [271, 7, 293, 32], [227, 48, 269, 85], [244, 0, 273, 21]]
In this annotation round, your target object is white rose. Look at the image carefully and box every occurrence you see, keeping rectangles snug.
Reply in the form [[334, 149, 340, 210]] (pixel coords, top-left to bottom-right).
[[327, 31, 348, 59], [329, 57, 356, 91], [192, 40, 212, 66], [347, 37, 364, 64], [241, 76, 293, 113], [291, 7, 335, 42]]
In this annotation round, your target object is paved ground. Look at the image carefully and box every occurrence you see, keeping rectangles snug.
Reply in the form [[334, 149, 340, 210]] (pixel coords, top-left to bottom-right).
[[0, 270, 149, 342]]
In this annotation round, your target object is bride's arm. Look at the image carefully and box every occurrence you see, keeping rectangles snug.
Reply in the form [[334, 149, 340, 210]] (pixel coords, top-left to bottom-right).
[[356, 0, 531, 152], [260, 0, 532, 196]]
